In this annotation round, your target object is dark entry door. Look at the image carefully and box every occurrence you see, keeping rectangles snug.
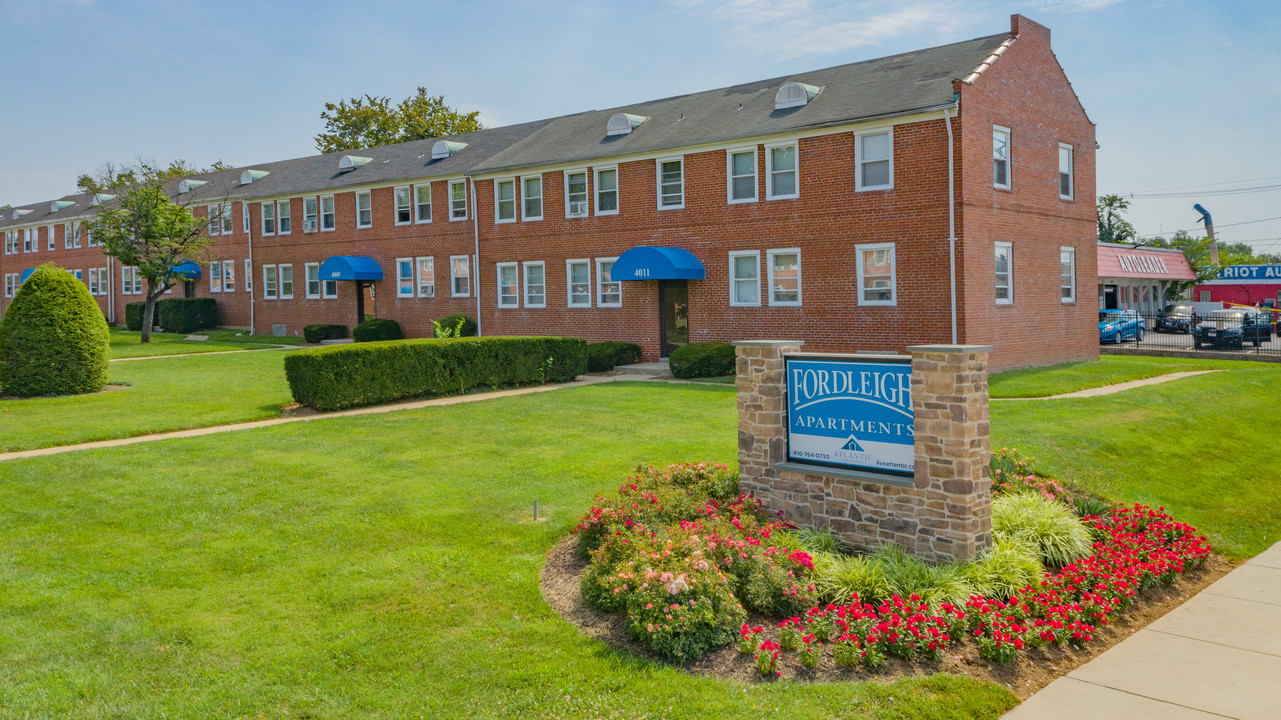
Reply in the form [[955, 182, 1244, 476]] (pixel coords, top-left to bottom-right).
[[659, 280, 688, 358], [1103, 285, 1118, 310]]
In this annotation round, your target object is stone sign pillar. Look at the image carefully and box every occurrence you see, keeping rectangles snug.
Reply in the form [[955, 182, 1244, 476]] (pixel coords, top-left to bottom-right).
[[733, 341, 993, 564]]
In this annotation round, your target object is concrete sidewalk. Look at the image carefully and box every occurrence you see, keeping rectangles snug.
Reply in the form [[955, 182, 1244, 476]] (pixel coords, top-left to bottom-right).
[[1005, 542, 1281, 719]]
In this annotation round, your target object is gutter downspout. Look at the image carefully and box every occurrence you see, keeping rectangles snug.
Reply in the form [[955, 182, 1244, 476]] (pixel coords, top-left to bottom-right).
[[108, 255, 115, 323], [245, 201, 255, 335], [944, 104, 958, 345], [470, 176, 482, 337]]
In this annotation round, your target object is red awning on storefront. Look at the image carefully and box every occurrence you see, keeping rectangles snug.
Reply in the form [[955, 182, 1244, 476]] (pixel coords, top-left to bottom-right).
[[1097, 243, 1196, 280]]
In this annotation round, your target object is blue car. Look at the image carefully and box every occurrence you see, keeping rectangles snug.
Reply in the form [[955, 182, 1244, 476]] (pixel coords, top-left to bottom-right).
[[1099, 309, 1144, 344]]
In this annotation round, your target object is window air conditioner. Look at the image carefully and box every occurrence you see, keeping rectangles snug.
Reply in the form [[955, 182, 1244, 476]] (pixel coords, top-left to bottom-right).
[[302, 219, 318, 233], [569, 201, 587, 216]]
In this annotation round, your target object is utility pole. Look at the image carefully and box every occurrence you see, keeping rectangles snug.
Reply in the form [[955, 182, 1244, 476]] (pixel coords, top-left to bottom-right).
[[1194, 203, 1220, 267]]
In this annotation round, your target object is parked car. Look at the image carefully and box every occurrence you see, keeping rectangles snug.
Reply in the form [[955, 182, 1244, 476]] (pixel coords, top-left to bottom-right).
[[1194, 309, 1273, 349], [1156, 303, 1198, 333], [1099, 309, 1143, 344]]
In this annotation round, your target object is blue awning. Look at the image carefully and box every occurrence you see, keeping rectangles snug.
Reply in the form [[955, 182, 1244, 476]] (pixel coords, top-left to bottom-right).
[[319, 255, 384, 281], [611, 246, 705, 281], [171, 261, 202, 279], [19, 268, 35, 283]]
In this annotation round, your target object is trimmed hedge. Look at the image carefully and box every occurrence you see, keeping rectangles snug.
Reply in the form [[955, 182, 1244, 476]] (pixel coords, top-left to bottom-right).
[[0, 264, 109, 397], [284, 336, 588, 411], [434, 313, 478, 337], [353, 317, 404, 343], [304, 323, 348, 344], [124, 298, 217, 333], [125, 302, 145, 331], [669, 342, 735, 379], [587, 341, 642, 372]]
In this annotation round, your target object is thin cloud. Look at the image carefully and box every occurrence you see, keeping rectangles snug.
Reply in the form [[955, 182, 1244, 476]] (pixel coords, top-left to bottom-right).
[[1017, 0, 1126, 12]]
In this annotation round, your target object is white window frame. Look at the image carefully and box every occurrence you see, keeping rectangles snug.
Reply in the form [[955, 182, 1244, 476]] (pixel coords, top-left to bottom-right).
[[494, 178, 517, 224], [523, 261, 546, 308], [995, 241, 1013, 305], [396, 257, 415, 298], [303, 196, 318, 231], [276, 199, 291, 235], [394, 186, 413, 226], [1060, 246, 1076, 303], [355, 190, 372, 229], [47, 225, 54, 251], [221, 204, 234, 234], [728, 250, 761, 307], [566, 259, 591, 308], [23, 227, 32, 252], [596, 256, 621, 307], [855, 242, 897, 306], [415, 184, 432, 224], [209, 260, 223, 294], [242, 201, 250, 234], [496, 261, 519, 308], [594, 166, 619, 216], [305, 262, 321, 299], [263, 265, 278, 300], [564, 169, 589, 218], [765, 141, 799, 201], [72, 222, 81, 248], [521, 175, 543, 221], [64, 223, 72, 249], [278, 264, 294, 300], [208, 205, 222, 236], [727, 146, 758, 204], [415, 256, 434, 298], [449, 180, 468, 221], [261, 202, 276, 235], [450, 254, 471, 297], [993, 125, 1012, 190], [855, 128, 894, 192], [766, 248, 802, 306], [320, 195, 336, 231], [4, 274, 11, 297], [1058, 143, 1074, 201], [222, 259, 235, 292], [88, 267, 98, 295], [656, 156, 685, 210]]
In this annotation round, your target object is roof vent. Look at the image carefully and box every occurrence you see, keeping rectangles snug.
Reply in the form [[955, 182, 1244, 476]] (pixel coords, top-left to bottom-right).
[[91, 193, 115, 206], [431, 140, 468, 160], [338, 155, 373, 172], [12, 209, 32, 220], [239, 169, 270, 185], [50, 200, 75, 212], [774, 81, 821, 109], [606, 112, 647, 136], [178, 179, 207, 193]]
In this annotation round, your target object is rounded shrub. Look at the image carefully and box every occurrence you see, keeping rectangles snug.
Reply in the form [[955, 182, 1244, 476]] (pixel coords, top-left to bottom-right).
[[0, 264, 109, 397], [125, 301, 146, 331], [303, 323, 348, 344], [669, 342, 735, 379], [586, 341, 642, 371], [433, 313, 478, 337], [352, 317, 404, 343]]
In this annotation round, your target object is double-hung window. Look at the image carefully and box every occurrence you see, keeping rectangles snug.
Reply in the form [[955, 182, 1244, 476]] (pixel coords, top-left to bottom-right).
[[394, 186, 412, 225], [47, 225, 54, 251], [88, 268, 99, 295], [320, 195, 336, 231], [727, 148, 758, 203], [565, 170, 589, 218], [497, 262, 519, 307], [416, 257, 434, 297], [303, 197, 318, 232], [728, 250, 760, 306], [4, 274, 12, 297], [221, 204, 234, 234], [767, 249, 801, 306], [993, 126, 1011, 189], [22, 228, 32, 252], [766, 143, 798, 200], [278, 264, 294, 299], [222, 260, 235, 292], [1059, 143, 1074, 200], [208, 205, 222, 235], [242, 201, 250, 234], [522, 176, 542, 220], [355, 191, 372, 228], [396, 258, 415, 297], [415, 184, 432, 223], [263, 265, 278, 299], [277, 199, 291, 234], [305, 262, 321, 299], [1060, 247, 1076, 303], [261, 202, 276, 235], [567, 259, 591, 307], [594, 168, 618, 215], [524, 262, 545, 308], [210, 261, 223, 293], [494, 179, 516, 223], [64, 223, 72, 249], [596, 257, 620, 307], [657, 158, 684, 209], [449, 180, 467, 220], [451, 255, 470, 297], [856, 130, 892, 191], [995, 242, 1013, 304], [856, 243, 896, 306]]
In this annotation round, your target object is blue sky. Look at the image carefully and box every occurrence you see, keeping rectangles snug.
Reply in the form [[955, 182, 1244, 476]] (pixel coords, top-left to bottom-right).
[[2, 0, 1278, 252]]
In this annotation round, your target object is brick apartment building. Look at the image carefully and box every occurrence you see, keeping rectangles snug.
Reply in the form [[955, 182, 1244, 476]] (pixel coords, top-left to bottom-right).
[[0, 14, 1097, 370]]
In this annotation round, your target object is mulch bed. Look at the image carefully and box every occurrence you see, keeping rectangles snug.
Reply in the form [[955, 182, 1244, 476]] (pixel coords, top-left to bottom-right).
[[540, 536, 1233, 699]]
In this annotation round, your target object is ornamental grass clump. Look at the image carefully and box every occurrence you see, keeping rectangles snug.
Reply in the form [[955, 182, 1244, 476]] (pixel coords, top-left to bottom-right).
[[992, 492, 1094, 567], [960, 539, 1045, 600]]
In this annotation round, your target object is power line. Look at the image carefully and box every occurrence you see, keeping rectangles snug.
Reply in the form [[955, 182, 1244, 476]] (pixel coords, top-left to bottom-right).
[[1135, 214, 1281, 238], [1128, 174, 1281, 194], [1130, 184, 1281, 199]]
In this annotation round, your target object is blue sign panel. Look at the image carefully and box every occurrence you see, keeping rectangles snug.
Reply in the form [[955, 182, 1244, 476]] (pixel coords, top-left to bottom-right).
[[785, 354, 914, 478], [1216, 265, 1281, 281]]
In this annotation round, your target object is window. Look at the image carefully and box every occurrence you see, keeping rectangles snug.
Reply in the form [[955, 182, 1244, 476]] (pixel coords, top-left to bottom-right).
[[394, 186, 412, 225], [1199, 290, 1211, 302], [567, 259, 591, 307], [995, 242, 1013, 304], [594, 167, 618, 215], [522, 176, 542, 220], [1059, 143, 1074, 200], [3, 274, 11, 297], [3, 231, 10, 255], [208, 205, 222, 235], [856, 130, 892, 191], [416, 257, 434, 298], [1060, 247, 1076, 303], [221, 204, 234, 234], [497, 262, 519, 307], [210, 260, 223, 293], [856, 243, 896, 306], [47, 225, 54, 251], [244, 259, 253, 292], [355, 191, 372, 228], [72, 222, 81, 248], [88, 267, 99, 295], [767, 249, 801, 306], [263, 265, 278, 299], [449, 180, 467, 220], [23, 228, 32, 252], [657, 158, 684, 209], [415, 184, 432, 223], [993, 126, 1011, 189], [565, 170, 588, 217], [261, 202, 276, 235], [64, 223, 73, 249], [242, 202, 250, 234], [451, 255, 470, 297], [728, 148, 758, 203], [728, 250, 760, 306], [320, 195, 336, 231], [397, 258, 415, 297], [222, 259, 235, 292], [305, 262, 321, 299], [766, 143, 798, 200], [596, 257, 620, 307], [524, 262, 545, 308], [122, 266, 143, 295], [494, 179, 516, 223], [323, 277, 337, 299], [278, 264, 293, 299], [277, 200, 291, 234], [303, 197, 318, 231], [84, 226, 93, 247]]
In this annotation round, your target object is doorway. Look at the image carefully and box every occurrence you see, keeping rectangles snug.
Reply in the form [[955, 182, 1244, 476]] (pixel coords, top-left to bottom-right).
[[1102, 285, 1118, 310], [659, 279, 688, 358]]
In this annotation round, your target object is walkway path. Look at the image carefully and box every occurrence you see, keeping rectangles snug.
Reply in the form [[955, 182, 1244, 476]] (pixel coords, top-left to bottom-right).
[[110, 346, 294, 362], [998, 370, 1224, 400], [1005, 541, 1281, 719]]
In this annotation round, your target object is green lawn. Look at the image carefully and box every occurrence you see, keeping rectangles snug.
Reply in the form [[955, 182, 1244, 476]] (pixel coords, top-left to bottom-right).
[[0, 383, 1015, 719], [989, 354, 1257, 398], [0, 350, 293, 452], [110, 328, 301, 359]]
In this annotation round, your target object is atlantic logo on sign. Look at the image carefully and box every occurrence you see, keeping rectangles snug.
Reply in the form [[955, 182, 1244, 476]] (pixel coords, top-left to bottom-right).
[[785, 355, 914, 478]]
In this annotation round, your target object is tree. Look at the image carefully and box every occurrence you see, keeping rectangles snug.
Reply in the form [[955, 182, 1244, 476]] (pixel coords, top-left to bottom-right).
[[314, 88, 483, 153], [1097, 194, 1136, 244], [0, 264, 109, 397], [76, 159, 228, 195], [85, 161, 218, 343]]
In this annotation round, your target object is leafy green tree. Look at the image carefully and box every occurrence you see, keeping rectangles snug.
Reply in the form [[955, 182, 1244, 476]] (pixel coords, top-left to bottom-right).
[[76, 159, 228, 195], [314, 88, 483, 153], [1097, 194, 1136, 244], [0, 204, 11, 211], [84, 162, 218, 343]]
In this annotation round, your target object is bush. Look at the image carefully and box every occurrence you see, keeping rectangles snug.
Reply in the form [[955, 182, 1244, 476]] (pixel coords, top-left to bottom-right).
[[284, 336, 586, 411], [156, 297, 217, 333], [434, 313, 477, 337], [125, 302, 145, 331], [960, 540, 1044, 600], [586, 341, 642, 372], [0, 264, 109, 397], [992, 493, 1094, 567], [303, 323, 348, 344], [352, 317, 403, 343], [669, 342, 735, 379]]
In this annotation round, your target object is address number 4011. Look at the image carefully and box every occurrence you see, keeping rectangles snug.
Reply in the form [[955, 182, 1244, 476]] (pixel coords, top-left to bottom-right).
[[632, 268, 650, 278]]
